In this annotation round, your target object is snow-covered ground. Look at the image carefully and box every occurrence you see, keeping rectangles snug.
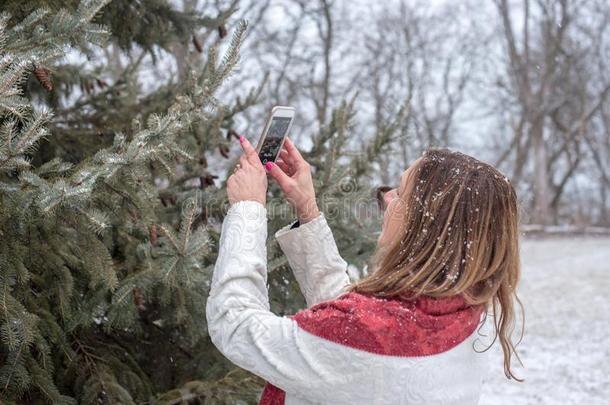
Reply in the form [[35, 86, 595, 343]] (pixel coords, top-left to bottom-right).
[[479, 236, 610, 404]]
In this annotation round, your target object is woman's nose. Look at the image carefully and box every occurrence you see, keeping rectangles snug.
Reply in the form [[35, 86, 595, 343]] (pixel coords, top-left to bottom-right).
[[376, 185, 398, 211]]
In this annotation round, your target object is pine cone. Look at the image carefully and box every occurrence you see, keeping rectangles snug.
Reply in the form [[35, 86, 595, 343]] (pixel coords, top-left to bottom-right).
[[149, 224, 158, 245], [192, 35, 203, 53], [192, 206, 209, 229], [81, 80, 90, 94], [199, 174, 218, 188], [227, 129, 241, 141], [199, 156, 208, 167], [218, 24, 228, 39], [34, 66, 53, 91], [133, 287, 147, 311], [160, 195, 177, 206], [96, 78, 108, 88], [219, 144, 230, 158]]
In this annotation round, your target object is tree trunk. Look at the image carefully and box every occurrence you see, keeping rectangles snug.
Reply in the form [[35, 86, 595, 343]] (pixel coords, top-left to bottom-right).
[[531, 116, 552, 225], [601, 176, 609, 226]]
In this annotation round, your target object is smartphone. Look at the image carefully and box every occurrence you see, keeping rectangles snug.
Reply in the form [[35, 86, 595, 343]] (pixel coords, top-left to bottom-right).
[[255, 106, 296, 165]]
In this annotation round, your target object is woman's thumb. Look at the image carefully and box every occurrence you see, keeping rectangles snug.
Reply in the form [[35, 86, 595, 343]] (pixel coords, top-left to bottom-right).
[[265, 161, 291, 189]]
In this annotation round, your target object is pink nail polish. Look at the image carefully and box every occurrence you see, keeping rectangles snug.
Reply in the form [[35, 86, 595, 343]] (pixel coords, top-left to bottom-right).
[[239, 135, 245, 142], [265, 162, 273, 171]]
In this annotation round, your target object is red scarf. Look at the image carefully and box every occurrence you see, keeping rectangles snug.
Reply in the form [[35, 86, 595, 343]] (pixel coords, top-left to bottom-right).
[[259, 291, 484, 404]]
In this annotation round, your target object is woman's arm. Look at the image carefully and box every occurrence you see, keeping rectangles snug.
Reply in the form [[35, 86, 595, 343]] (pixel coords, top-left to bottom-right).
[[205, 200, 358, 402], [274, 212, 351, 307], [263, 137, 351, 307]]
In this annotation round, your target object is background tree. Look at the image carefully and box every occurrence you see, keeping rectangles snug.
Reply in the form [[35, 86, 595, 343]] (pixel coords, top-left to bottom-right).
[[234, 0, 610, 227], [493, 0, 610, 224]]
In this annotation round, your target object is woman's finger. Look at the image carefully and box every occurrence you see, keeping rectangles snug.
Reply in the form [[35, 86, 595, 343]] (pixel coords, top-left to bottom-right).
[[283, 137, 305, 167], [265, 161, 292, 190], [239, 135, 262, 166], [279, 149, 295, 170], [275, 159, 292, 176]]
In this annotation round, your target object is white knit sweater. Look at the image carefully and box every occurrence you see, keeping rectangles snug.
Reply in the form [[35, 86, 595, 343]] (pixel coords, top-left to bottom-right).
[[206, 200, 488, 404]]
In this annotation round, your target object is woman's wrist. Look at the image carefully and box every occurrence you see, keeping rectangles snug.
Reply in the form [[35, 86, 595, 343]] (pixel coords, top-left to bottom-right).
[[233, 197, 266, 206], [297, 202, 320, 224]]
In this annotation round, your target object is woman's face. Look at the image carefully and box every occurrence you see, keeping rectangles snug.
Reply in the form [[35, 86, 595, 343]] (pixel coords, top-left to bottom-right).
[[377, 158, 420, 248]]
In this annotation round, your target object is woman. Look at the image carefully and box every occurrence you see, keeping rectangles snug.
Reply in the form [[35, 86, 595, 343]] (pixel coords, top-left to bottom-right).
[[206, 135, 523, 404]]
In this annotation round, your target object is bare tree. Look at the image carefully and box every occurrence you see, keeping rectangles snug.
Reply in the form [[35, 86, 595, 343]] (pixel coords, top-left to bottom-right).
[[216, 0, 610, 226], [494, 0, 610, 224], [356, 0, 481, 181]]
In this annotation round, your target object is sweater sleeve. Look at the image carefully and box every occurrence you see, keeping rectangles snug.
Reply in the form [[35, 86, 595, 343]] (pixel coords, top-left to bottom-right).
[[205, 200, 358, 402], [274, 212, 351, 307]]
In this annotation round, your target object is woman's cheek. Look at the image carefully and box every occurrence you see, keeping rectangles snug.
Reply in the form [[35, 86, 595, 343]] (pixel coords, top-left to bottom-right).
[[387, 201, 405, 237], [383, 190, 396, 208]]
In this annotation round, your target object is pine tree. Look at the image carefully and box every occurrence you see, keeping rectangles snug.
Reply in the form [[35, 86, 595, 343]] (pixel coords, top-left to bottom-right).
[[0, 1, 403, 403]]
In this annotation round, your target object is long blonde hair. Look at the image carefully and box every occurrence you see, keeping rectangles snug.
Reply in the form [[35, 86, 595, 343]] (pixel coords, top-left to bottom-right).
[[348, 148, 524, 381]]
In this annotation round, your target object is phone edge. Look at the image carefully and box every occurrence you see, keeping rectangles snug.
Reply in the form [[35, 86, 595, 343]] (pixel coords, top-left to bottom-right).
[[255, 106, 296, 156]]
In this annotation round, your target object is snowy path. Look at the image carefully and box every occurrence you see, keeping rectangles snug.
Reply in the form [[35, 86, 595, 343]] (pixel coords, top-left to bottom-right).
[[479, 236, 610, 404]]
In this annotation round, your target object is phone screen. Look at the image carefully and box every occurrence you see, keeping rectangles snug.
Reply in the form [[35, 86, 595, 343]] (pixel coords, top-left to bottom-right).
[[258, 116, 292, 164]]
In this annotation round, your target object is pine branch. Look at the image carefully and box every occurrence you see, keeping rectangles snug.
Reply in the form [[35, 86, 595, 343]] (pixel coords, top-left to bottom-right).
[[0, 1, 261, 402]]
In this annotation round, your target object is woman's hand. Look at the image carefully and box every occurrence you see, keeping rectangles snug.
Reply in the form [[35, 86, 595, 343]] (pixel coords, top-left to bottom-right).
[[265, 137, 320, 224], [226, 136, 267, 206]]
